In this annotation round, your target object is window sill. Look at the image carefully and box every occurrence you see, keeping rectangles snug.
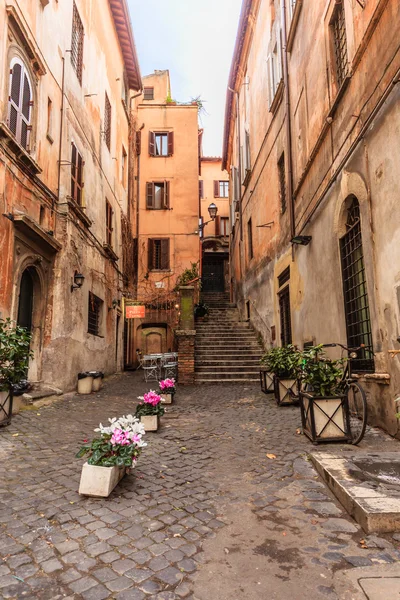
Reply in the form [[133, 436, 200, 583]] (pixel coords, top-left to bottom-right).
[[242, 168, 252, 188], [269, 79, 284, 115], [67, 199, 92, 228], [0, 122, 42, 175], [87, 332, 104, 338], [327, 74, 352, 119], [149, 269, 171, 273], [287, 0, 303, 53], [149, 155, 173, 158], [103, 243, 119, 262], [353, 372, 390, 385], [46, 133, 54, 144]]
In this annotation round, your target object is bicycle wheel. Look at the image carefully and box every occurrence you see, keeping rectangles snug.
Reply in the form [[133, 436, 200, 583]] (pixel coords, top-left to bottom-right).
[[347, 381, 368, 445]]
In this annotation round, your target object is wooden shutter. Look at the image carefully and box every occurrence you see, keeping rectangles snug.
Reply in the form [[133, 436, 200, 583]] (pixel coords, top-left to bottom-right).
[[160, 239, 170, 270], [8, 63, 22, 136], [167, 131, 174, 156], [148, 239, 154, 270], [149, 131, 155, 156], [213, 180, 219, 198], [136, 130, 141, 155], [163, 181, 170, 209], [199, 180, 204, 200], [146, 182, 154, 208], [267, 54, 274, 109], [215, 215, 221, 236]]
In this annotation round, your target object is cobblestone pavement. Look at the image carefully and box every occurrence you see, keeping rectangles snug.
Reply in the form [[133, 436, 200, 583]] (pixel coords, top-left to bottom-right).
[[0, 372, 400, 600]]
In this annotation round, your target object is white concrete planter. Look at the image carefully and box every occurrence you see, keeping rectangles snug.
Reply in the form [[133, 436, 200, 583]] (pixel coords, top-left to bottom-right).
[[140, 415, 159, 431], [160, 392, 174, 404], [274, 377, 299, 406], [77, 376, 94, 395], [78, 462, 126, 497]]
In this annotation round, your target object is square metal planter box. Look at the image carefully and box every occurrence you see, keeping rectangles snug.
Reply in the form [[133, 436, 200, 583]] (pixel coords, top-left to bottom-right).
[[260, 369, 274, 394], [0, 389, 13, 427], [300, 391, 352, 444], [274, 377, 299, 406], [78, 462, 126, 497], [140, 415, 159, 431]]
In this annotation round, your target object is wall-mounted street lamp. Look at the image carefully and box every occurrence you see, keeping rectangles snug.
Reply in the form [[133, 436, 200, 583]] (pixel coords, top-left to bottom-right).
[[71, 271, 85, 292], [198, 203, 218, 232], [291, 235, 312, 246]]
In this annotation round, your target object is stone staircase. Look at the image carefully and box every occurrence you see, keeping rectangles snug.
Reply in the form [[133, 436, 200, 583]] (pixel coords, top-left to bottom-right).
[[195, 292, 263, 383]]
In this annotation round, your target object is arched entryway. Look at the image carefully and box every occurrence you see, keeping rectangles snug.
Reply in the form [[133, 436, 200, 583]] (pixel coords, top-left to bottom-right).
[[16, 266, 42, 381]]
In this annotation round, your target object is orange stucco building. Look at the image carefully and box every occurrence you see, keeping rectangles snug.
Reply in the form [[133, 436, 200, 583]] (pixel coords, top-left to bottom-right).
[[199, 157, 230, 293], [131, 70, 201, 356]]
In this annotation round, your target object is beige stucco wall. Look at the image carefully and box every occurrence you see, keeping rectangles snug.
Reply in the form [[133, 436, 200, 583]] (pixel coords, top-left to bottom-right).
[[225, 0, 400, 435], [200, 159, 229, 239]]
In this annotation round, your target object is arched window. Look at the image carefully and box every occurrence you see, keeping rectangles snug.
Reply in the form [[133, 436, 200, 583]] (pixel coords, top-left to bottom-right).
[[339, 196, 375, 372], [7, 58, 33, 151]]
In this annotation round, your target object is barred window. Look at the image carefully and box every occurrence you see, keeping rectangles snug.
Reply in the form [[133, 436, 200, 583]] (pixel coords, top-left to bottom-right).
[[279, 286, 292, 346], [7, 58, 33, 150], [88, 292, 103, 336], [148, 239, 170, 271], [71, 142, 84, 206], [105, 200, 113, 247], [278, 153, 286, 214], [104, 92, 111, 151], [340, 197, 375, 372], [331, 1, 349, 88], [71, 2, 84, 84]]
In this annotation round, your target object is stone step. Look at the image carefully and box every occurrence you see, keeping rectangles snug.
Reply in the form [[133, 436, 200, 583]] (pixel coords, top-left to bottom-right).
[[195, 335, 258, 341], [195, 359, 260, 365], [195, 365, 260, 373], [195, 378, 259, 384], [195, 351, 262, 357], [195, 342, 262, 348], [194, 371, 261, 380]]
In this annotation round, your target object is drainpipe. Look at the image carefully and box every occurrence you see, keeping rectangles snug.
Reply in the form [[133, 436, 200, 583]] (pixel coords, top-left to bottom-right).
[[281, 0, 295, 239], [228, 87, 243, 295], [128, 91, 143, 300]]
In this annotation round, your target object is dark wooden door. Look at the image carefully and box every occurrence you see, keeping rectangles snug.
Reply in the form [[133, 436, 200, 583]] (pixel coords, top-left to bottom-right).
[[202, 257, 224, 292]]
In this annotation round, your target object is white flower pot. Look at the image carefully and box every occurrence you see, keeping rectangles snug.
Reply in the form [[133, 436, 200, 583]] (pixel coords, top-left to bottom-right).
[[77, 376, 94, 395], [140, 415, 159, 431], [78, 462, 126, 497], [160, 392, 173, 404]]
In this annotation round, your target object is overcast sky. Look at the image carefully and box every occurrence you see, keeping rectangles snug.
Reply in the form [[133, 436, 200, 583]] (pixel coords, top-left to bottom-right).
[[127, 0, 242, 157]]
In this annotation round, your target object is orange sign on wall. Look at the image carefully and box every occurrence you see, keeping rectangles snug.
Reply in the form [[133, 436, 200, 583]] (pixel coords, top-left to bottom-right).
[[125, 304, 146, 319]]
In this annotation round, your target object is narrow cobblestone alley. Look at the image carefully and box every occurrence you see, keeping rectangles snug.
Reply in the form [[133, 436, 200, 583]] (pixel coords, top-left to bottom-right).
[[1, 374, 399, 600]]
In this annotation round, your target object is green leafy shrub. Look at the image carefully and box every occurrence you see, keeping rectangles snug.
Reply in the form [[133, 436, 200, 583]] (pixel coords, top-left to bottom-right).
[[0, 318, 33, 389], [260, 345, 302, 379], [301, 345, 345, 397]]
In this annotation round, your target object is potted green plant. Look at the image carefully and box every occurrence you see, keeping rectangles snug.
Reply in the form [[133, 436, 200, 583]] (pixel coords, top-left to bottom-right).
[[259, 351, 275, 394], [0, 318, 32, 426], [267, 345, 302, 406], [300, 345, 351, 443], [194, 302, 209, 318], [135, 390, 165, 431], [76, 415, 147, 497]]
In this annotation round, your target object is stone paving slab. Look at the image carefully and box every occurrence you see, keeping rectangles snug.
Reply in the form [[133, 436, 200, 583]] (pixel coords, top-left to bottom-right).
[[311, 453, 400, 533], [0, 372, 399, 599]]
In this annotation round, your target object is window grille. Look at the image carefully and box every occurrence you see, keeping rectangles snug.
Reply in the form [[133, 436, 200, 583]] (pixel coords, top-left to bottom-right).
[[105, 200, 113, 247], [88, 292, 102, 336], [278, 153, 286, 214], [279, 286, 292, 346], [104, 92, 111, 150], [71, 2, 84, 84], [278, 266, 290, 288], [7, 59, 33, 150], [340, 197, 375, 372], [247, 218, 253, 260], [332, 1, 349, 87], [71, 142, 84, 205], [148, 239, 170, 270], [143, 87, 154, 100]]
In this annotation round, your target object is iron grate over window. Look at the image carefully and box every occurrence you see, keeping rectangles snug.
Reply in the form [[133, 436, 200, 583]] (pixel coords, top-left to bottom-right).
[[278, 266, 290, 288], [71, 2, 84, 84], [332, 1, 349, 88], [340, 198, 375, 372], [88, 292, 103, 336], [104, 93, 111, 151], [278, 153, 286, 214], [279, 286, 292, 346]]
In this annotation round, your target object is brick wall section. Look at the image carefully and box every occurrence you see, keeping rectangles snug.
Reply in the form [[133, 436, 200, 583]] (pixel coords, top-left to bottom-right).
[[176, 330, 196, 385]]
